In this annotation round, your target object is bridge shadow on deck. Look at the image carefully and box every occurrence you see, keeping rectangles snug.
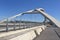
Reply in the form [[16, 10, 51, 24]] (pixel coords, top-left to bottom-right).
[[33, 27, 60, 40]]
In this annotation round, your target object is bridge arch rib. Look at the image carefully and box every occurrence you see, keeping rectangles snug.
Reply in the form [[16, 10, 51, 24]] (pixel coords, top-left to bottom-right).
[[0, 8, 60, 27]]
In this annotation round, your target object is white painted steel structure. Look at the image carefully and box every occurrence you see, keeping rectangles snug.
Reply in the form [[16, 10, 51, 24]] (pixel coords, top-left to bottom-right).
[[0, 8, 60, 27]]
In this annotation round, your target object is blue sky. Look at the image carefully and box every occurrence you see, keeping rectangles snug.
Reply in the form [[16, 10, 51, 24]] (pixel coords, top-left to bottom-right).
[[0, 0, 60, 22]]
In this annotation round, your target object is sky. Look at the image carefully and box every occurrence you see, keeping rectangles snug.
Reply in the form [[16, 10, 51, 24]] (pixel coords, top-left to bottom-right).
[[0, 0, 60, 22]]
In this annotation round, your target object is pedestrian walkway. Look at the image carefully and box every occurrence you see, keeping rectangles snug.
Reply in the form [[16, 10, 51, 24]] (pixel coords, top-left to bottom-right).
[[33, 27, 60, 40]]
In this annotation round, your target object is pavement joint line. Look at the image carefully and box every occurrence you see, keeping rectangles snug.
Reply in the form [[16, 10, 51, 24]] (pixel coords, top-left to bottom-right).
[[54, 29, 60, 39]]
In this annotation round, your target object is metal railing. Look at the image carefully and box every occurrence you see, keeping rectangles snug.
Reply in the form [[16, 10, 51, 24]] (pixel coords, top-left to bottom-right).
[[0, 19, 42, 32]]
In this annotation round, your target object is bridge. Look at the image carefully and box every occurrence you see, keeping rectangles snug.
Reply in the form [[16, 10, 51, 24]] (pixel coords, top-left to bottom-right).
[[0, 8, 60, 40]]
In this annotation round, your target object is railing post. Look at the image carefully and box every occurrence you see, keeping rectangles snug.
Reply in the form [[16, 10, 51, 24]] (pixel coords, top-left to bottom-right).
[[6, 18, 8, 32], [19, 20, 20, 29], [30, 23, 31, 28], [24, 22, 25, 29], [14, 21, 16, 30]]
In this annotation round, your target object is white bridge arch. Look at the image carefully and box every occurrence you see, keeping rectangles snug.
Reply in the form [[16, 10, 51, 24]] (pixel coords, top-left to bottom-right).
[[0, 8, 60, 27]]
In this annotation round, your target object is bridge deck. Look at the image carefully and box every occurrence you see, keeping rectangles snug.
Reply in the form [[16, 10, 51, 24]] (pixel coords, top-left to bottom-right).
[[34, 27, 60, 40]]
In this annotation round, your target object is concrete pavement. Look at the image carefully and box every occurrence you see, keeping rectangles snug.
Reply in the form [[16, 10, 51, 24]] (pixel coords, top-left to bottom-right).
[[33, 27, 60, 40]]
